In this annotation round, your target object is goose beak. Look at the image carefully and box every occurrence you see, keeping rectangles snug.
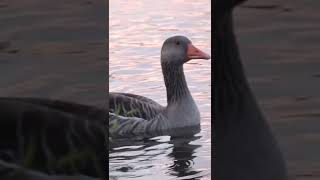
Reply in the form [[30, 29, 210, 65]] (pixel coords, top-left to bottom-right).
[[187, 44, 211, 60]]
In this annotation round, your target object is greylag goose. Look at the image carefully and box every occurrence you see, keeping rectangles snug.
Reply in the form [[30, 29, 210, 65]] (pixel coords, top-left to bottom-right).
[[109, 36, 210, 136], [0, 159, 100, 180], [213, 0, 288, 179], [0, 97, 106, 179]]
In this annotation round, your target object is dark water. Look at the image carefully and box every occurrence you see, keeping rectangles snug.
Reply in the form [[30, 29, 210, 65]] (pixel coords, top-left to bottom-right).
[[109, 0, 211, 179], [235, 1, 320, 179], [0, 0, 107, 107]]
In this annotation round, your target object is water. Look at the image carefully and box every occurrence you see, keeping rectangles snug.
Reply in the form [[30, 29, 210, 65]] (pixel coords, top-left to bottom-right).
[[109, 0, 211, 179], [0, 0, 107, 107], [235, 1, 320, 179]]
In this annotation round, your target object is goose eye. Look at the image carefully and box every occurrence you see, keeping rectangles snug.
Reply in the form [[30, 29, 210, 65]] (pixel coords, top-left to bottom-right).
[[176, 41, 180, 45]]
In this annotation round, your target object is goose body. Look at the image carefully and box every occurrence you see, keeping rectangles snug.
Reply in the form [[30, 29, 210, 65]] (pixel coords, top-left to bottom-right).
[[0, 97, 106, 178], [109, 36, 210, 136]]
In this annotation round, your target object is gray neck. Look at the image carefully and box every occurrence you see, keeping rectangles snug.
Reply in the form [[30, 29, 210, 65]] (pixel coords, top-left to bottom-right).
[[214, 13, 252, 128], [161, 61, 200, 127], [161, 62, 191, 105], [213, 8, 288, 180]]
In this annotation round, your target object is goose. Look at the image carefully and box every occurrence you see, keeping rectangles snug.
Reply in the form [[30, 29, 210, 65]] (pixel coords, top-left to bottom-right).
[[109, 36, 210, 136], [0, 159, 100, 180], [0, 97, 106, 179], [213, 0, 288, 179]]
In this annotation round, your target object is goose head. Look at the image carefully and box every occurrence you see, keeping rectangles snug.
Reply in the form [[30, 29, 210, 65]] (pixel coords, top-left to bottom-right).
[[160, 36, 210, 66]]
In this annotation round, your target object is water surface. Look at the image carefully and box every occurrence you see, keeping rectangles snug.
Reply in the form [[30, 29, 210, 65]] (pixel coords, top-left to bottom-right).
[[235, 1, 320, 179], [0, 0, 107, 107]]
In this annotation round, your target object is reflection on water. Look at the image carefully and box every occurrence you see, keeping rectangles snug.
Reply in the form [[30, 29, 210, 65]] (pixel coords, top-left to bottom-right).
[[109, 0, 211, 179], [109, 127, 210, 180]]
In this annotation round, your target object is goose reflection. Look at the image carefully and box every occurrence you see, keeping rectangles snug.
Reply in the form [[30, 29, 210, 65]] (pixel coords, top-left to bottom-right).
[[109, 126, 209, 179], [167, 133, 202, 178]]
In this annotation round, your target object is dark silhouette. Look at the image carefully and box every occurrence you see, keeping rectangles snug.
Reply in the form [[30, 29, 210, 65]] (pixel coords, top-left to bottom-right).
[[213, 0, 288, 179], [0, 97, 106, 179]]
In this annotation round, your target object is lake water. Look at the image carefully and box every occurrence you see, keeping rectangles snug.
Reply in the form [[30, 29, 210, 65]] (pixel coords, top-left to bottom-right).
[[0, 0, 107, 107], [109, 0, 211, 179], [235, 1, 320, 179]]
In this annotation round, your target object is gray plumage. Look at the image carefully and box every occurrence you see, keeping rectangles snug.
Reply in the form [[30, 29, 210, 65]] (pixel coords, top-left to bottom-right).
[[0, 98, 106, 178], [0, 159, 100, 180]]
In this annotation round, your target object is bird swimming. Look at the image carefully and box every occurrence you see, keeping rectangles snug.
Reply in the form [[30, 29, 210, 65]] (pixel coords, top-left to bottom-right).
[[109, 35, 210, 136]]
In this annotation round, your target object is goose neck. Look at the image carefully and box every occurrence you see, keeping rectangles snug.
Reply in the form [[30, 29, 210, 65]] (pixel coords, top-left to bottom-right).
[[161, 62, 191, 105]]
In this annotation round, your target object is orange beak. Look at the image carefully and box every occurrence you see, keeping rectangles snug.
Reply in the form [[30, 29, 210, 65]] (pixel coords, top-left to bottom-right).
[[187, 44, 211, 61]]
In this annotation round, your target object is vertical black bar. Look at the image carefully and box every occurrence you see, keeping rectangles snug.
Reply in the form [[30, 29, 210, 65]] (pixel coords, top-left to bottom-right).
[[106, 0, 109, 179]]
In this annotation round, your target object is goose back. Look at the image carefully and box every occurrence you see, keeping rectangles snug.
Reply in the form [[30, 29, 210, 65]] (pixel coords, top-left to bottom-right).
[[0, 98, 106, 178], [109, 93, 164, 120]]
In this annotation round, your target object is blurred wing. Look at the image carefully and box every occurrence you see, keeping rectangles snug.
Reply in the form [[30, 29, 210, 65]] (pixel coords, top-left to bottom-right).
[[109, 92, 164, 120]]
